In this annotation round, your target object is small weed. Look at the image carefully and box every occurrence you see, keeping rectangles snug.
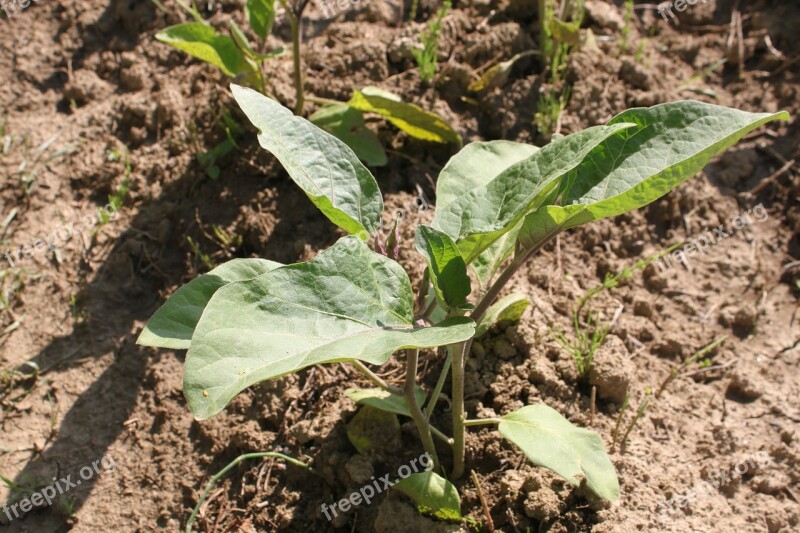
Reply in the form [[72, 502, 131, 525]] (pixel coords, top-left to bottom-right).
[[412, 0, 451, 82], [656, 336, 727, 397], [186, 236, 215, 271]]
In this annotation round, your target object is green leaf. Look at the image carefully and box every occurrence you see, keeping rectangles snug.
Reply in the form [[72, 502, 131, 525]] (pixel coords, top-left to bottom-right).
[[498, 404, 619, 502], [548, 18, 581, 45], [348, 87, 461, 144], [393, 471, 462, 521], [434, 140, 539, 285], [137, 258, 281, 349], [345, 387, 426, 417], [232, 85, 383, 235], [309, 104, 387, 167], [185, 236, 476, 419], [245, 0, 276, 41], [347, 405, 401, 454], [475, 293, 529, 337], [414, 225, 471, 311], [467, 51, 538, 93], [433, 123, 635, 263], [435, 140, 539, 212], [519, 102, 789, 248], [156, 22, 255, 78]]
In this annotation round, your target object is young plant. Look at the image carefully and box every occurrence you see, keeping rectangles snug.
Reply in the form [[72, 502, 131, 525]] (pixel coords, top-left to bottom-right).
[[535, 0, 583, 135], [155, 0, 281, 96], [155, 1, 459, 168], [137, 85, 787, 522], [412, 0, 451, 82]]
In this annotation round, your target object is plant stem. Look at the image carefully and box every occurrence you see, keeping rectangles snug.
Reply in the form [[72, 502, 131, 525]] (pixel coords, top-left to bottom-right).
[[449, 340, 468, 479], [405, 349, 441, 470], [424, 348, 451, 419], [464, 418, 501, 427], [450, 234, 556, 479], [288, 9, 304, 115], [352, 361, 403, 395]]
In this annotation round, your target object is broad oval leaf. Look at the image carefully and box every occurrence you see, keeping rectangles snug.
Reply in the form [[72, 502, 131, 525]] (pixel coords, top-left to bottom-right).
[[433, 123, 635, 263], [475, 293, 529, 337], [435, 140, 539, 212], [345, 387, 426, 417], [185, 236, 475, 419], [156, 22, 254, 78], [415, 225, 471, 311], [232, 85, 383, 235], [309, 104, 387, 167], [245, 0, 276, 41], [348, 87, 461, 144], [393, 471, 462, 521], [137, 258, 281, 349], [499, 404, 619, 502], [520, 102, 789, 248], [434, 140, 539, 286], [347, 405, 401, 454]]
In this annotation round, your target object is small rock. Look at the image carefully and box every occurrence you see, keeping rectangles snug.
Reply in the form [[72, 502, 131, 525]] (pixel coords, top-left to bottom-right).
[[344, 454, 374, 485], [231, 421, 277, 451], [732, 307, 757, 333], [620, 58, 652, 90], [585, 0, 626, 31], [64, 69, 111, 105], [588, 335, 634, 403], [633, 299, 654, 319], [493, 337, 517, 360], [654, 333, 684, 359]]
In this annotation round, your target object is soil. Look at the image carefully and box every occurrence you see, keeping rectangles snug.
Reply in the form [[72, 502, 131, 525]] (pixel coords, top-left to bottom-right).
[[1, 0, 799, 532]]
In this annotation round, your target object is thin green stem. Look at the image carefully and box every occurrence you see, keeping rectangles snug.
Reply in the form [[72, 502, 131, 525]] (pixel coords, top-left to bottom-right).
[[449, 340, 468, 479], [405, 349, 441, 471], [424, 348, 451, 419], [464, 418, 501, 427], [450, 234, 556, 479], [288, 11, 304, 115], [185, 452, 316, 532], [352, 361, 403, 395]]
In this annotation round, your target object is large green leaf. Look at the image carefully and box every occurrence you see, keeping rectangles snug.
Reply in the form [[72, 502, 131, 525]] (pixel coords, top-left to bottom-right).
[[232, 85, 383, 235], [309, 104, 387, 167], [393, 471, 462, 521], [137, 258, 281, 349], [520, 102, 789, 248], [498, 404, 619, 502], [435, 140, 539, 212], [345, 387, 426, 417], [432, 123, 635, 263], [348, 87, 461, 144], [245, 0, 276, 41], [415, 225, 471, 311], [435, 141, 540, 286], [156, 22, 255, 78], [185, 237, 475, 419]]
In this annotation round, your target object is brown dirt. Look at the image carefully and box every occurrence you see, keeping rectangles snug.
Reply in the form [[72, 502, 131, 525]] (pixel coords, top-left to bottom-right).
[[1, 0, 799, 532]]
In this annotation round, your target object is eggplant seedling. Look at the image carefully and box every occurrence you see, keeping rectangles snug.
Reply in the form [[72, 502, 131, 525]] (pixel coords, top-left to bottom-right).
[[137, 86, 787, 521]]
